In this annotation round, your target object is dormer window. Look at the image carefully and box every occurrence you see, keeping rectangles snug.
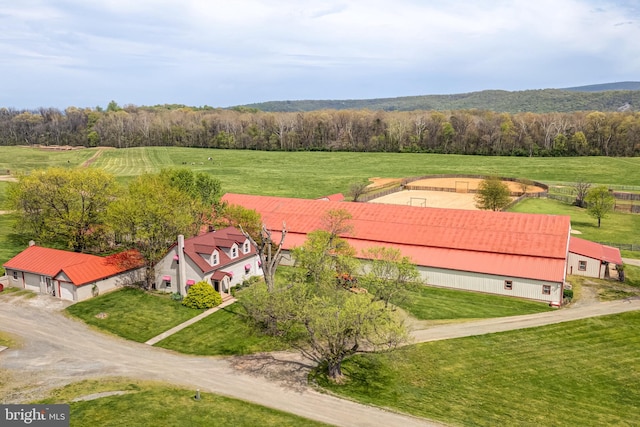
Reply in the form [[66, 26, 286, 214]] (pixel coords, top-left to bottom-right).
[[243, 241, 250, 254], [231, 246, 238, 258], [212, 251, 219, 266]]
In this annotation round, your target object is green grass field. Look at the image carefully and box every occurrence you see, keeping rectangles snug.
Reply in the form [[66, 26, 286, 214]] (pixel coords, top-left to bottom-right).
[[65, 288, 204, 343], [396, 285, 553, 320], [155, 303, 289, 355], [509, 198, 640, 245], [2, 146, 640, 197], [36, 378, 330, 427], [315, 311, 640, 427]]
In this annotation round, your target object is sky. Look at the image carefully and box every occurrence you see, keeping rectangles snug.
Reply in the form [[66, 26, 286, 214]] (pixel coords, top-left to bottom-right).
[[1, 0, 639, 109]]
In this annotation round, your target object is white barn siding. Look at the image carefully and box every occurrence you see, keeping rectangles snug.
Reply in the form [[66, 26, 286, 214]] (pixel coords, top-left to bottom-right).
[[567, 253, 603, 278], [417, 266, 562, 304]]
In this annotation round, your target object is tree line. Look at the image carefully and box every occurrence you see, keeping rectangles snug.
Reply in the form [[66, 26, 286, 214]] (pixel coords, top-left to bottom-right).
[[1, 104, 639, 156]]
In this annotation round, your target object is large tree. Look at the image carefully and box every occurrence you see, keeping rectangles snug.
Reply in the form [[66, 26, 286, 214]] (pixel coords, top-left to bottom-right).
[[474, 176, 512, 211], [584, 186, 615, 228], [243, 216, 410, 381], [8, 167, 118, 252], [107, 172, 197, 288]]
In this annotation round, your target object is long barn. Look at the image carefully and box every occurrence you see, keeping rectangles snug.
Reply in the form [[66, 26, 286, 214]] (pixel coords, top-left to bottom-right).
[[222, 193, 573, 306]]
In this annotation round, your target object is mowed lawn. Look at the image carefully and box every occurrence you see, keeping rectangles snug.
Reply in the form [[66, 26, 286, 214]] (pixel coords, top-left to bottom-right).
[[65, 288, 205, 343], [37, 378, 330, 427], [316, 311, 640, 427], [396, 285, 553, 320], [510, 197, 640, 245]]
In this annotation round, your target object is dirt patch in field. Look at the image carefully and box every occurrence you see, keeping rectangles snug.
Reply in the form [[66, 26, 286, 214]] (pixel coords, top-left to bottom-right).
[[407, 177, 546, 194], [369, 189, 486, 210], [366, 177, 403, 189]]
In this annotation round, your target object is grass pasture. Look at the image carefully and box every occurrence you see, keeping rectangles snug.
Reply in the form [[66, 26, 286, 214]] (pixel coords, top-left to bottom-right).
[[36, 378, 330, 427], [316, 311, 640, 427]]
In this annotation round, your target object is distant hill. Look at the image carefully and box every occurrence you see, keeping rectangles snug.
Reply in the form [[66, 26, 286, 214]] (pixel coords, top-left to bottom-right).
[[561, 81, 640, 92], [237, 82, 640, 113]]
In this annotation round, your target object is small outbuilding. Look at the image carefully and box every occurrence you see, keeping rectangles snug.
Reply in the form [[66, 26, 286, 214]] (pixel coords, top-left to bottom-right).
[[2, 244, 145, 301], [567, 237, 623, 279]]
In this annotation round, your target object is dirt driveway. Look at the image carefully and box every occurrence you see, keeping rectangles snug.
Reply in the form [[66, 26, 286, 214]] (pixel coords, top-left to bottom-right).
[[1, 293, 639, 426], [0, 294, 443, 427]]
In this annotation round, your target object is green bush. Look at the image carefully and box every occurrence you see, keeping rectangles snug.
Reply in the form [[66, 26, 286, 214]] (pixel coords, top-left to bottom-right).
[[182, 281, 222, 309], [563, 288, 574, 301]]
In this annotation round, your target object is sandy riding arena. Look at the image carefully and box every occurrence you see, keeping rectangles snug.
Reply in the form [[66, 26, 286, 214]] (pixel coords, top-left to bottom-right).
[[367, 176, 546, 211]]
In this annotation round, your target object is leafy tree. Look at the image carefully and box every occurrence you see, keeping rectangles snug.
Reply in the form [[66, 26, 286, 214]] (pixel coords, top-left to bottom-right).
[[292, 209, 356, 285], [182, 281, 222, 309], [474, 176, 511, 211], [162, 168, 223, 230], [584, 186, 615, 228], [218, 204, 262, 243], [8, 168, 119, 252], [243, 213, 413, 380], [573, 179, 591, 208], [107, 173, 196, 289], [360, 247, 422, 308]]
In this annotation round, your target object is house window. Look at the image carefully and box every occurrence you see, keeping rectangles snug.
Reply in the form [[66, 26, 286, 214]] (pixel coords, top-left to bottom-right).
[[243, 241, 250, 254], [212, 252, 219, 265], [542, 285, 551, 295], [13, 271, 18, 280], [578, 261, 587, 271], [231, 247, 238, 258], [504, 280, 513, 290]]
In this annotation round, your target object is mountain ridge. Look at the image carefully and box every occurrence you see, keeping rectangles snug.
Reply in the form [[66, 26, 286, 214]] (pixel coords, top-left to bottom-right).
[[237, 81, 640, 113]]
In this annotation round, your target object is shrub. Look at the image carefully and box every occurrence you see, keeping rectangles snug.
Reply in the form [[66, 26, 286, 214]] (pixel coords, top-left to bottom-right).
[[563, 288, 574, 301], [182, 281, 222, 309]]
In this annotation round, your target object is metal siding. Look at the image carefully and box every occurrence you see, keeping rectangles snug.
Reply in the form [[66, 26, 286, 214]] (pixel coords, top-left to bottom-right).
[[417, 266, 561, 304], [567, 253, 602, 278]]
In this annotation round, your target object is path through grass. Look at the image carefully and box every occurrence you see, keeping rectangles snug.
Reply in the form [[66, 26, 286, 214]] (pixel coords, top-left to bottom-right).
[[316, 311, 640, 427]]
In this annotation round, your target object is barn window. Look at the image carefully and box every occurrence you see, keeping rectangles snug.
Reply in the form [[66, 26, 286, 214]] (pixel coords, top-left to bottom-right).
[[13, 271, 18, 280], [542, 285, 551, 295], [578, 261, 587, 271], [504, 280, 513, 290]]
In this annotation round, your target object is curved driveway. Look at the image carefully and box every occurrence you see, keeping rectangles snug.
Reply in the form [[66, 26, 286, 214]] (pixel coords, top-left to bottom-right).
[[1, 295, 639, 426]]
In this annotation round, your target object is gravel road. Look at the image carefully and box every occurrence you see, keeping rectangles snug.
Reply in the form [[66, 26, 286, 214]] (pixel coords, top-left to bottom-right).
[[1, 293, 639, 426]]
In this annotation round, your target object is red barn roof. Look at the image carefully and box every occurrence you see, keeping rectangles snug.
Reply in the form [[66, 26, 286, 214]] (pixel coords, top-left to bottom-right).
[[569, 237, 623, 265], [3, 246, 144, 286], [222, 193, 572, 283]]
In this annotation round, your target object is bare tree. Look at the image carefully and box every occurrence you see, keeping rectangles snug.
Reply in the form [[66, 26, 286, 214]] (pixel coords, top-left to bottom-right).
[[573, 180, 591, 208], [241, 223, 287, 292]]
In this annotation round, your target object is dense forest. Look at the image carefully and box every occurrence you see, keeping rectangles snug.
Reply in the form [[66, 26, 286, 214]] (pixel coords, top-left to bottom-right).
[[1, 103, 639, 156], [242, 87, 640, 113]]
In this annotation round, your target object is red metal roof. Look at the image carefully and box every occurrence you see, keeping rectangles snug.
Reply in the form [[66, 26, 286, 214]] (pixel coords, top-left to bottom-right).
[[222, 193, 572, 282], [569, 237, 623, 265], [182, 226, 256, 274], [3, 246, 144, 286]]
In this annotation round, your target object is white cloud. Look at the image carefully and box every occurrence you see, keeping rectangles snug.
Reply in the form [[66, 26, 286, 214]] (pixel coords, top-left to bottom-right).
[[1, 0, 639, 107]]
